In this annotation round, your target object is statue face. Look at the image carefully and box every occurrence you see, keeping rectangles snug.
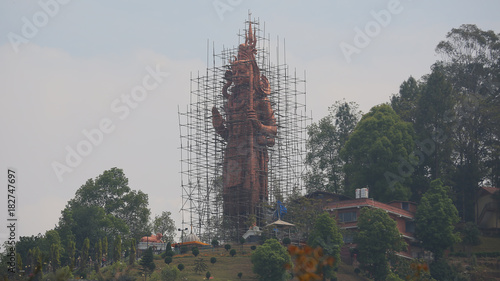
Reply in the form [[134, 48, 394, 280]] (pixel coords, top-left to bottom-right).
[[232, 62, 250, 86]]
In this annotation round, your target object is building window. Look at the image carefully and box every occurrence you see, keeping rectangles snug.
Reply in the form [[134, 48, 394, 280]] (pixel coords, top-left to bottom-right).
[[402, 202, 409, 210], [405, 221, 415, 233], [339, 212, 357, 222], [343, 231, 354, 243]]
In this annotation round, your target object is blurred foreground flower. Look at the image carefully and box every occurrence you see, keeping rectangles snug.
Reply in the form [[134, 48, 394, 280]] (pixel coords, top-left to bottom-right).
[[287, 245, 335, 281]]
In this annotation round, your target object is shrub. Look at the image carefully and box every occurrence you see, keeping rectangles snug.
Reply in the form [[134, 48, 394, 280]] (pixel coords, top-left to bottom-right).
[[282, 237, 291, 245], [177, 263, 184, 271], [192, 247, 200, 257], [210, 257, 217, 264], [354, 268, 361, 275], [224, 244, 231, 251], [180, 245, 188, 254], [237, 272, 243, 279], [164, 256, 172, 265], [230, 249, 236, 257], [206, 271, 211, 279], [250, 245, 256, 250], [211, 239, 219, 247]]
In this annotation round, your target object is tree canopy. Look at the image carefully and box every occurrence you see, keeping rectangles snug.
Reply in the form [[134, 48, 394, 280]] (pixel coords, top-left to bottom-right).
[[305, 100, 361, 193], [355, 207, 407, 281], [307, 212, 343, 280], [251, 238, 291, 281], [341, 104, 415, 202], [415, 179, 460, 260]]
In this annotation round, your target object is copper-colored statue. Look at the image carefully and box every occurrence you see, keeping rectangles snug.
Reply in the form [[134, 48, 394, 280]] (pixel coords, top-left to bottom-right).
[[212, 22, 277, 230]]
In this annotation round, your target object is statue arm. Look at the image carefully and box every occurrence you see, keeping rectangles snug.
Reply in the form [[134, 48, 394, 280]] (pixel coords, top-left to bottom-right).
[[212, 106, 228, 140]]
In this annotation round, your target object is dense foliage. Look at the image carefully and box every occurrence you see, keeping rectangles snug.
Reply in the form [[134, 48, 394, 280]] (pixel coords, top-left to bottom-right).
[[355, 207, 407, 281], [251, 238, 292, 281]]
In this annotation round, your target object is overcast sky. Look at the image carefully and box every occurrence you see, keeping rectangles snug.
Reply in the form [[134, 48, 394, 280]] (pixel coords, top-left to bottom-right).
[[1, 0, 499, 244]]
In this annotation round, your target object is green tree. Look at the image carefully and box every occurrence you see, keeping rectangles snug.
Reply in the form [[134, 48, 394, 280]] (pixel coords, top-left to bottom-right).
[[140, 247, 156, 277], [307, 212, 344, 280], [164, 256, 172, 265], [415, 179, 460, 260], [251, 238, 291, 281], [286, 196, 325, 242], [341, 104, 415, 202], [67, 167, 151, 241], [159, 265, 180, 280], [230, 249, 236, 257], [355, 207, 407, 281], [50, 243, 61, 273], [94, 240, 102, 272], [102, 237, 108, 264], [192, 247, 199, 257], [391, 76, 422, 124], [113, 235, 122, 262], [460, 222, 481, 253], [177, 263, 184, 271], [224, 244, 231, 252], [81, 238, 90, 272], [414, 67, 456, 182], [211, 239, 219, 249], [305, 100, 361, 193], [152, 211, 176, 243], [194, 258, 208, 275], [67, 240, 76, 270], [210, 257, 216, 264], [436, 24, 500, 220], [129, 239, 136, 265]]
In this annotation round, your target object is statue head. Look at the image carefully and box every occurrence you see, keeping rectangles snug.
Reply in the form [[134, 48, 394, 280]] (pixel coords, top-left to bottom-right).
[[229, 21, 268, 96]]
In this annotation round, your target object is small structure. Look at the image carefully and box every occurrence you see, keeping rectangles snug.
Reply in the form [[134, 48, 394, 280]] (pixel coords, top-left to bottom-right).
[[137, 233, 167, 252], [476, 186, 500, 233], [305, 191, 425, 260], [264, 219, 295, 241], [242, 225, 262, 242], [171, 232, 209, 249]]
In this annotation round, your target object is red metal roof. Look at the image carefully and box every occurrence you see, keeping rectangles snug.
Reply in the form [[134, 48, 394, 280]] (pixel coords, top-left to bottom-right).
[[480, 186, 500, 195], [325, 198, 415, 219]]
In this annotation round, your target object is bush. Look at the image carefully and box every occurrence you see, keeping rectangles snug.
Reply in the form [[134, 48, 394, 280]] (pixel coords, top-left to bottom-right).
[[230, 249, 236, 257], [282, 237, 291, 245], [250, 245, 256, 250], [159, 265, 180, 281], [354, 268, 361, 275], [206, 271, 211, 279], [192, 247, 200, 257], [224, 244, 231, 251], [180, 245, 188, 254], [237, 272, 243, 279], [177, 263, 185, 271], [430, 259, 455, 281], [164, 256, 172, 265], [211, 239, 219, 248], [210, 257, 217, 264]]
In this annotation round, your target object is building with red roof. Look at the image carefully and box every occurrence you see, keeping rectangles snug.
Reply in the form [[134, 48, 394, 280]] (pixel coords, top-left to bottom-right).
[[307, 190, 425, 260], [476, 186, 500, 233]]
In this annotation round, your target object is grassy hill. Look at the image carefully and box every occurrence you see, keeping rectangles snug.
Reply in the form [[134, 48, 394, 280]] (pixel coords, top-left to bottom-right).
[[95, 243, 369, 281]]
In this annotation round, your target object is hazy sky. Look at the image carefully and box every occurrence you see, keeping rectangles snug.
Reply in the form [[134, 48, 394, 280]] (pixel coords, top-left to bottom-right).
[[1, 0, 499, 244]]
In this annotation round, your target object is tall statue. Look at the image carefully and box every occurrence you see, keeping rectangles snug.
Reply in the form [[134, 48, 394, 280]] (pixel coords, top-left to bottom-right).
[[212, 22, 277, 230]]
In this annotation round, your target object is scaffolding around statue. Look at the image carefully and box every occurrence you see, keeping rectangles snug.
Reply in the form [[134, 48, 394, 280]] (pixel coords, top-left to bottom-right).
[[178, 17, 310, 242]]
